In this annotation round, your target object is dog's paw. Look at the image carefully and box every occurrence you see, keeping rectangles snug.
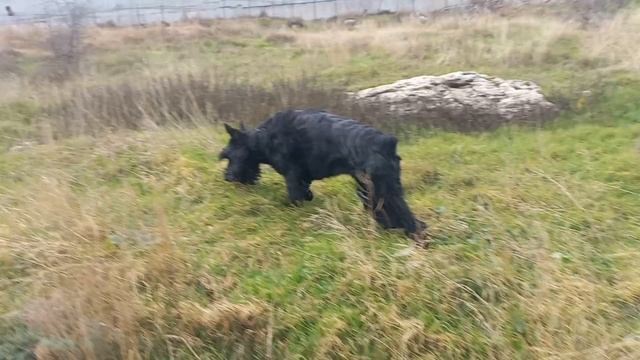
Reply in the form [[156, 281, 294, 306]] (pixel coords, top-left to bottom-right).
[[413, 235, 432, 249], [288, 199, 305, 207], [416, 219, 428, 233], [409, 220, 430, 249], [305, 190, 314, 201]]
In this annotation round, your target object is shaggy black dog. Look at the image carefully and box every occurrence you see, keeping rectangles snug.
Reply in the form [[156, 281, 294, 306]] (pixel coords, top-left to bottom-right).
[[219, 109, 426, 239]]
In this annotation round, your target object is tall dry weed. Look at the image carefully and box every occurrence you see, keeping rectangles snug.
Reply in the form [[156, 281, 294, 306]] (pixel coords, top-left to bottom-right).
[[0, 161, 271, 359]]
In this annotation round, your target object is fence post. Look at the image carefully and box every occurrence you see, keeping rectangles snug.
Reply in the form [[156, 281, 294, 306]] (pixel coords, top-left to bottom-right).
[[313, 0, 317, 20]]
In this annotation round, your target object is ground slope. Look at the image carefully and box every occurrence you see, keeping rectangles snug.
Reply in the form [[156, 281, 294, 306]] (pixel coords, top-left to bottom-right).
[[1, 118, 639, 358]]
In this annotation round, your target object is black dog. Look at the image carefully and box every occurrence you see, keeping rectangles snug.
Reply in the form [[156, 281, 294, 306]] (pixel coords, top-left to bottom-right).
[[219, 109, 426, 239]]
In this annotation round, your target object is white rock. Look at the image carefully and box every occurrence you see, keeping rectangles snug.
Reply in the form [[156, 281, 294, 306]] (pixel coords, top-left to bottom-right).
[[351, 71, 558, 129]]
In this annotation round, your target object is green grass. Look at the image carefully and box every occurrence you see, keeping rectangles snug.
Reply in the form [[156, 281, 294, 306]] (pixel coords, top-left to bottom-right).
[[1, 115, 639, 358], [0, 101, 39, 150]]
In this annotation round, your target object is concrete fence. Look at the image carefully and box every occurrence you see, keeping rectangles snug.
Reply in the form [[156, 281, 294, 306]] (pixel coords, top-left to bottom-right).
[[0, 0, 548, 26]]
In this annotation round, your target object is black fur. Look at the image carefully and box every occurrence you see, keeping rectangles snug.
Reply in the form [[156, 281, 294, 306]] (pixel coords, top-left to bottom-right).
[[219, 109, 426, 237]]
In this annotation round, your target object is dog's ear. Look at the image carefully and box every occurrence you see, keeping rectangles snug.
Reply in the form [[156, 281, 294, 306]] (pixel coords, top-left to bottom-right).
[[224, 123, 247, 141], [224, 123, 237, 136]]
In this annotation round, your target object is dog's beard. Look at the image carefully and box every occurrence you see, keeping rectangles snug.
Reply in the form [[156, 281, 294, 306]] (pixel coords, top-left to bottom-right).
[[237, 164, 261, 185]]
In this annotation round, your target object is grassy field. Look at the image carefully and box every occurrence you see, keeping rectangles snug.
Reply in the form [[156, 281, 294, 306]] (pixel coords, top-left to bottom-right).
[[1, 3, 640, 359]]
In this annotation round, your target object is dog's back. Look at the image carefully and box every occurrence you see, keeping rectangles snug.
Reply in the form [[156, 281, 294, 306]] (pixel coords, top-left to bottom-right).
[[258, 109, 398, 177]]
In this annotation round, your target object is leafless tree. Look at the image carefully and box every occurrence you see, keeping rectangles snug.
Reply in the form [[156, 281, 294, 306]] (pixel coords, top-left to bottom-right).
[[42, 1, 90, 81]]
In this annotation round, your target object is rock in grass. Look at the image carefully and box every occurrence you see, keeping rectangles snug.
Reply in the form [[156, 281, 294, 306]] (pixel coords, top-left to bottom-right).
[[351, 71, 558, 131]]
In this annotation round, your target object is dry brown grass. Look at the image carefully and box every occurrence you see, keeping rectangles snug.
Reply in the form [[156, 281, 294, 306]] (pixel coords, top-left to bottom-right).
[[587, 7, 640, 70], [296, 13, 585, 68], [0, 25, 50, 57], [41, 73, 353, 138], [0, 135, 273, 359], [85, 19, 273, 51], [1, 6, 638, 86]]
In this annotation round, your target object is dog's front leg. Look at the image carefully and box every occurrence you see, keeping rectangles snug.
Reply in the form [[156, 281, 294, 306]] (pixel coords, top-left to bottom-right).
[[284, 170, 313, 205]]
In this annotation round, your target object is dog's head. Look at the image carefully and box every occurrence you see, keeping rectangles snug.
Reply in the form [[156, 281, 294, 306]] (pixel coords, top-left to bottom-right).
[[219, 123, 261, 185]]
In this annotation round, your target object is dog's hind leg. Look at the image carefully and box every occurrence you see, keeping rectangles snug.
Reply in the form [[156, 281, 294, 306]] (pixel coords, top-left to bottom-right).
[[354, 171, 393, 229], [354, 173, 371, 210]]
